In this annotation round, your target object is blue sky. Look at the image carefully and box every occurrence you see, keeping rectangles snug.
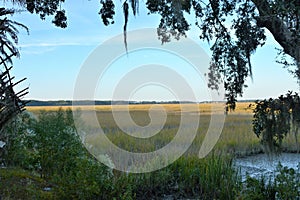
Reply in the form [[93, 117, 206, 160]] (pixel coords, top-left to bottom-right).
[[5, 1, 299, 101]]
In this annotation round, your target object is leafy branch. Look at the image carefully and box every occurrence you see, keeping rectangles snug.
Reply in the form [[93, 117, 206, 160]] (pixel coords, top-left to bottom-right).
[[253, 91, 300, 153]]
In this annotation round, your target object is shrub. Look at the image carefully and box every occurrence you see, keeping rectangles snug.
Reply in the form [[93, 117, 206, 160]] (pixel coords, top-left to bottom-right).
[[241, 162, 300, 200], [242, 175, 276, 200], [52, 157, 113, 199], [1, 108, 114, 199], [26, 108, 83, 178], [275, 163, 300, 199], [0, 111, 36, 168], [26, 108, 114, 198]]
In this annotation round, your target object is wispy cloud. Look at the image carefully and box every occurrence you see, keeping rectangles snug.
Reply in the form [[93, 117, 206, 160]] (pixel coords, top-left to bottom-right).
[[19, 42, 82, 48], [21, 47, 56, 55], [18, 34, 109, 49], [16, 34, 109, 55]]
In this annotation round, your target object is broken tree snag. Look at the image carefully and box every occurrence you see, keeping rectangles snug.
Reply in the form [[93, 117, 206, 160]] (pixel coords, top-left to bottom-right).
[[0, 8, 29, 134], [0, 64, 28, 133]]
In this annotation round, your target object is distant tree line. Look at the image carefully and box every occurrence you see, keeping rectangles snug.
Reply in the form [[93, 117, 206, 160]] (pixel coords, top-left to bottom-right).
[[26, 100, 197, 106]]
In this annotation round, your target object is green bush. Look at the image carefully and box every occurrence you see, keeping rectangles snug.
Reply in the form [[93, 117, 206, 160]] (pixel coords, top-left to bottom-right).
[[27, 108, 83, 178], [1, 108, 114, 199], [52, 157, 113, 199], [0, 112, 36, 168], [275, 163, 300, 199], [242, 175, 276, 200], [27, 108, 114, 199], [241, 162, 300, 200]]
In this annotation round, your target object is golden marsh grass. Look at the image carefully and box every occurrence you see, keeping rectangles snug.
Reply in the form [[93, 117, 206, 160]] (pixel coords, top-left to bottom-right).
[[26, 102, 299, 156], [26, 102, 254, 114]]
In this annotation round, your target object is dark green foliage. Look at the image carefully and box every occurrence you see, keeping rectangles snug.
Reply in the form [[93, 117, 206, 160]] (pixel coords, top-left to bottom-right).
[[26, 109, 114, 199], [275, 163, 300, 199], [1, 109, 114, 199], [146, 0, 190, 43], [195, 0, 266, 110], [52, 157, 113, 199], [27, 108, 83, 178], [0, 112, 35, 168], [242, 175, 276, 200], [241, 162, 300, 200], [99, 0, 139, 52], [52, 10, 67, 28], [253, 91, 300, 153], [99, 0, 115, 26], [25, 0, 67, 28]]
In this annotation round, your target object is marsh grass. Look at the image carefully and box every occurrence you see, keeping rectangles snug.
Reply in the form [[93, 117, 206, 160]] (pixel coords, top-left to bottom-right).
[[26, 102, 251, 113], [111, 154, 241, 199], [83, 111, 261, 157], [27, 102, 299, 156], [21, 103, 300, 199]]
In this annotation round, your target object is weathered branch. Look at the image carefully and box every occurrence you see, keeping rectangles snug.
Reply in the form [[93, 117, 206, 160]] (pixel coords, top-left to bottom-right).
[[252, 0, 300, 63], [0, 65, 28, 133]]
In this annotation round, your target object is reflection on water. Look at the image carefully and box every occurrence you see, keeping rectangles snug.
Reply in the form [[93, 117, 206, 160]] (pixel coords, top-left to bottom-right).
[[234, 153, 300, 181]]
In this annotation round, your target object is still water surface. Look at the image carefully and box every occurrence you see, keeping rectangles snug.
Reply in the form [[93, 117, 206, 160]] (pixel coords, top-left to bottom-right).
[[234, 153, 300, 181]]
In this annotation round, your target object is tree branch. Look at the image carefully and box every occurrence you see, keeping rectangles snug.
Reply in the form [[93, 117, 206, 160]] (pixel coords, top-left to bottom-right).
[[252, 0, 300, 63]]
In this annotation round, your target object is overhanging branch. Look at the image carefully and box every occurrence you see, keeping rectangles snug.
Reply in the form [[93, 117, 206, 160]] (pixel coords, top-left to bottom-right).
[[252, 0, 300, 63]]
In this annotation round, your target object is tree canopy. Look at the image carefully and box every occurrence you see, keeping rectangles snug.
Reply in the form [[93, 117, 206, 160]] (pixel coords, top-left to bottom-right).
[[99, 0, 299, 111], [5, 0, 299, 109]]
